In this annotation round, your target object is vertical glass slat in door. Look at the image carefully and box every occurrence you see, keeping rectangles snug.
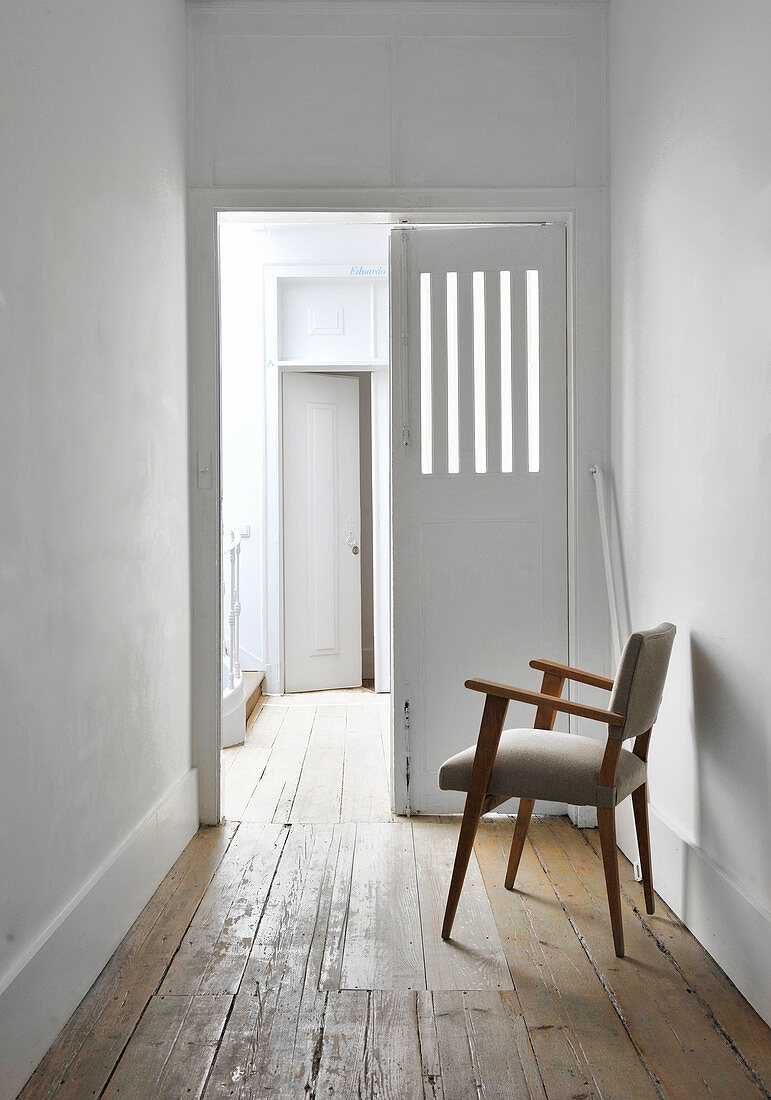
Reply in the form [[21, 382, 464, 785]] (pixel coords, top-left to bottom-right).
[[456, 271, 475, 474], [446, 272, 460, 475], [431, 273, 448, 475], [510, 270, 529, 473], [484, 271, 501, 475], [500, 271, 514, 474], [419, 273, 432, 475], [472, 271, 487, 474], [526, 269, 540, 474]]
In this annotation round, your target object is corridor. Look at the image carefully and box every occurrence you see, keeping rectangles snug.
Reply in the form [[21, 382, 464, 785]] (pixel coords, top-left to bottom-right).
[[21, 696, 771, 1098]]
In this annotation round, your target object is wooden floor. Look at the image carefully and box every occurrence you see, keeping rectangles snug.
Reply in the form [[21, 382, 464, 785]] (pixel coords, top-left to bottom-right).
[[22, 693, 771, 1099]]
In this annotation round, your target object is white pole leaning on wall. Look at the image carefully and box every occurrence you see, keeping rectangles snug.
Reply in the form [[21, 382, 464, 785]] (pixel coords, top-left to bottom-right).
[[590, 466, 622, 663], [590, 466, 643, 878]]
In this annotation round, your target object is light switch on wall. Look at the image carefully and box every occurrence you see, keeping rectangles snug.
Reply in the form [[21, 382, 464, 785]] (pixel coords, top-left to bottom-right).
[[196, 450, 212, 490], [239, 524, 251, 538]]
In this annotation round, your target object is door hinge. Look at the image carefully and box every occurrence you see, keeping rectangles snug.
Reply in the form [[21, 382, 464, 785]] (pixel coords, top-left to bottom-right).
[[399, 232, 412, 449], [403, 696, 412, 817]]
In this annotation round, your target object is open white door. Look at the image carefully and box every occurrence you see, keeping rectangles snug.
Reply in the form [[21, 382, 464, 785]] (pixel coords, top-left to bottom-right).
[[391, 224, 568, 812], [283, 372, 363, 692]]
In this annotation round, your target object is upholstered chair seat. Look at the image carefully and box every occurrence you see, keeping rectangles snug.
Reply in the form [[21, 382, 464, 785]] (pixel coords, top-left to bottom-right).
[[439, 728, 648, 808]]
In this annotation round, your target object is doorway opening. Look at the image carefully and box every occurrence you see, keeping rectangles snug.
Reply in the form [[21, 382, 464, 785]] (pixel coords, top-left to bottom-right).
[[209, 211, 573, 825], [218, 218, 391, 771]]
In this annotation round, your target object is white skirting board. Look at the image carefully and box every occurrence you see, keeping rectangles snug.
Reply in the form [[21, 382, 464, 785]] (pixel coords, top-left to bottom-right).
[[408, 787, 568, 817], [647, 805, 771, 1027], [0, 767, 199, 1100]]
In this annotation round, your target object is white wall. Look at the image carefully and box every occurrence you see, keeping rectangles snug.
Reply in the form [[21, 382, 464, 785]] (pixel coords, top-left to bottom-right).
[[188, 3, 606, 192], [609, 0, 771, 1023], [0, 2, 194, 1094]]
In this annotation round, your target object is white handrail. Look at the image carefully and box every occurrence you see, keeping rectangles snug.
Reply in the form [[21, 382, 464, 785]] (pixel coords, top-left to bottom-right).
[[222, 527, 242, 692], [590, 466, 622, 662]]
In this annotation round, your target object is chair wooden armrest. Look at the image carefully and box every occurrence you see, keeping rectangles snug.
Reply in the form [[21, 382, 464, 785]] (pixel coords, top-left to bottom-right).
[[529, 658, 614, 691], [464, 678, 625, 726]]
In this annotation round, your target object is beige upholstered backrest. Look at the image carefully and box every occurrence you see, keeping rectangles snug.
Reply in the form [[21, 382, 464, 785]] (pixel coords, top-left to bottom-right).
[[608, 623, 676, 741]]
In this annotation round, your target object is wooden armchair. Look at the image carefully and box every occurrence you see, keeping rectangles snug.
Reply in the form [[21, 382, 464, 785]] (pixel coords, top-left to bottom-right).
[[438, 623, 676, 957]]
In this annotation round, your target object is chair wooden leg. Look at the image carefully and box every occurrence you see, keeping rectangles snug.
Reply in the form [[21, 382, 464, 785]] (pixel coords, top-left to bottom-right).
[[597, 806, 624, 958], [632, 784, 655, 914], [442, 694, 508, 940], [441, 788, 487, 940], [504, 799, 534, 889]]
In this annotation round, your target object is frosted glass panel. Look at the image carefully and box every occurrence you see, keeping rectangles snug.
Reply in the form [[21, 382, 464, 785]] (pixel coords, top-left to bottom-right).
[[500, 271, 513, 474], [446, 272, 460, 475], [472, 271, 487, 474], [420, 272, 433, 475], [526, 269, 540, 473]]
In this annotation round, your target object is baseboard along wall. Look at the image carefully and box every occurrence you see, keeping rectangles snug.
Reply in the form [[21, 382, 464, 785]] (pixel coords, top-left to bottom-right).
[[648, 805, 771, 1026], [0, 768, 199, 1100]]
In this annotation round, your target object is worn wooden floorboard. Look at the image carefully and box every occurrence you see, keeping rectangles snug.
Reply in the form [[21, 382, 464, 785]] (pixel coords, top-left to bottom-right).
[[581, 824, 771, 1090], [318, 824, 357, 991], [20, 693, 771, 1100], [312, 990, 370, 1099], [416, 990, 446, 1100], [364, 991, 426, 1099], [18, 824, 237, 1100], [413, 818, 514, 991], [340, 821, 425, 991], [160, 822, 288, 996], [288, 704, 346, 823], [475, 819, 656, 1100], [101, 993, 232, 1100], [221, 704, 287, 821], [530, 816, 766, 1100], [240, 705, 315, 823], [341, 704, 393, 823]]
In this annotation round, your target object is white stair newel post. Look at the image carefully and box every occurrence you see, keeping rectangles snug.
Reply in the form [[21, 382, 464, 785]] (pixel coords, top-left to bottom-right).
[[221, 572, 227, 685], [227, 535, 237, 690], [233, 539, 242, 680]]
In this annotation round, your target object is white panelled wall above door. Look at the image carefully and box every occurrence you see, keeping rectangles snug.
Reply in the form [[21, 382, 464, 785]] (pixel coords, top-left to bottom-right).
[[391, 224, 569, 814]]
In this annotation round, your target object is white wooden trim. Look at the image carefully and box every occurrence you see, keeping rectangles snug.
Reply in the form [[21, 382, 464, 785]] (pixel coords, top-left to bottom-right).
[[274, 360, 388, 370], [264, 266, 283, 694], [648, 804, 771, 1026], [188, 190, 609, 825], [0, 768, 199, 1100], [371, 368, 391, 693], [266, 263, 388, 369]]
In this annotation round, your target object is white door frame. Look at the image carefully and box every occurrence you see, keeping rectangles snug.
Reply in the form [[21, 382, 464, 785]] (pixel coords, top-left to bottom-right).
[[264, 263, 389, 697], [189, 194, 609, 826]]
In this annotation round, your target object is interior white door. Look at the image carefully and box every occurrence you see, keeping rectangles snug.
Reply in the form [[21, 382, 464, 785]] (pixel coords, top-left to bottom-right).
[[283, 372, 362, 692], [391, 224, 568, 813]]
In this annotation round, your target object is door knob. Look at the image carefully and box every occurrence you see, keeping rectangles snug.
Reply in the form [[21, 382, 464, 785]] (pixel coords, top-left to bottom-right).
[[352, 545, 359, 555]]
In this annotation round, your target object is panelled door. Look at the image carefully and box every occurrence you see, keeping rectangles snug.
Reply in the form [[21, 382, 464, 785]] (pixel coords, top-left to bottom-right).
[[391, 224, 568, 812], [283, 371, 363, 693]]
